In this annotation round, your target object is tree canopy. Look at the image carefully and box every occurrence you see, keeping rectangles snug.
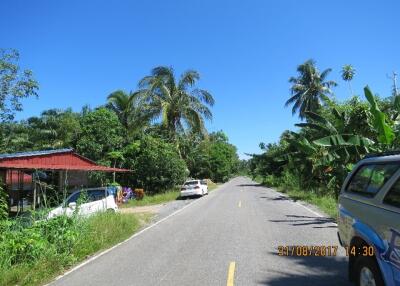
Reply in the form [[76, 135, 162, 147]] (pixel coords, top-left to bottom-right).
[[0, 49, 38, 122], [285, 59, 337, 119], [0, 53, 240, 201]]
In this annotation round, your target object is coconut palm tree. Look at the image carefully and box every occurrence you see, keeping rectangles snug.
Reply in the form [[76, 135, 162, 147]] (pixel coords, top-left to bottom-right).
[[341, 64, 356, 96], [138, 66, 215, 137], [285, 59, 337, 119], [107, 90, 153, 138]]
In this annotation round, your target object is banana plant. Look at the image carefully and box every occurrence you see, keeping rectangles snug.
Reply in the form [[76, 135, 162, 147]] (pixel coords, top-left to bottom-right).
[[364, 86, 395, 146], [294, 109, 375, 194], [296, 111, 374, 152], [281, 132, 338, 185]]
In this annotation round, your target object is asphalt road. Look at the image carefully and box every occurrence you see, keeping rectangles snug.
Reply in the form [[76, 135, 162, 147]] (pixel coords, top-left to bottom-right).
[[51, 177, 351, 286]]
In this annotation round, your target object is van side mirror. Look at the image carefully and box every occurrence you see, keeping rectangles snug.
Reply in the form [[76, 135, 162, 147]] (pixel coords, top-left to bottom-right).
[[68, 202, 77, 209]]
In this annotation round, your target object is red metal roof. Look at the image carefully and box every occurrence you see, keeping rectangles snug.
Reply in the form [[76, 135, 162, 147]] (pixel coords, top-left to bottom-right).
[[0, 149, 130, 172]]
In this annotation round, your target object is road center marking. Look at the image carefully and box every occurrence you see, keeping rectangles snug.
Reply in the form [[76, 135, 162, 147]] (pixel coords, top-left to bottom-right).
[[226, 261, 236, 286], [238, 201, 241, 208]]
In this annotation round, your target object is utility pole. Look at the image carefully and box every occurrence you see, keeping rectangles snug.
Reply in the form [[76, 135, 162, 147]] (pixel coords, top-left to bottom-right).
[[388, 71, 399, 97], [394, 71, 398, 97]]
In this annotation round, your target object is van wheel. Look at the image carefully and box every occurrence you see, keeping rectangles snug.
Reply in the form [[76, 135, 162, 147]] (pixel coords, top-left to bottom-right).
[[355, 256, 384, 286], [106, 209, 116, 214]]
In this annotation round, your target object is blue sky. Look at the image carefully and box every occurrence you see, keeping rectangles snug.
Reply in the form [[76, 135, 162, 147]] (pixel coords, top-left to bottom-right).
[[1, 0, 399, 159]]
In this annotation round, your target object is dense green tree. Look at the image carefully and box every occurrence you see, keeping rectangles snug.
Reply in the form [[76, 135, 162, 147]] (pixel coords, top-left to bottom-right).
[[26, 109, 81, 149], [0, 49, 38, 122], [209, 140, 239, 182], [139, 66, 214, 138], [186, 131, 239, 182], [285, 59, 337, 119], [76, 108, 124, 162], [0, 122, 31, 152], [123, 136, 188, 194]]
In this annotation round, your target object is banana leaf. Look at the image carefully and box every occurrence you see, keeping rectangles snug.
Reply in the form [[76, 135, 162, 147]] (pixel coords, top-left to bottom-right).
[[288, 137, 317, 154], [345, 135, 374, 147], [295, 122, 331, 132], [313, 134, 348, 146], [304, 111, 337, 133], [364, 86, 395, 145]]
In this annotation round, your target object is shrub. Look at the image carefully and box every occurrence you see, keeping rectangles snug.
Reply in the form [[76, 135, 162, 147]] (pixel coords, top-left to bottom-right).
[[34, 216, 81, 256], [0, 212, 141, 286], [0, 220, 49, 267], [124, 136, 187, 194]]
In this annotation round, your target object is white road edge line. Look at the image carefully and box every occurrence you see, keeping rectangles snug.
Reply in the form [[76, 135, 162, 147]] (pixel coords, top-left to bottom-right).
[[49, 194, 208, 284], [294, 201, 323, 217], [267, 186, 338, 225], [295, 202, 338, 226]]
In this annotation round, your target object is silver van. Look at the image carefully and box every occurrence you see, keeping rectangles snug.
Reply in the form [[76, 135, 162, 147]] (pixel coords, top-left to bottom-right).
[[338, 152, 400, 286]]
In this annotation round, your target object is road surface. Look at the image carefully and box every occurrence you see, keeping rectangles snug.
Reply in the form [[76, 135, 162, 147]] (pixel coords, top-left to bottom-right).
[[51, 177, 351, 286]]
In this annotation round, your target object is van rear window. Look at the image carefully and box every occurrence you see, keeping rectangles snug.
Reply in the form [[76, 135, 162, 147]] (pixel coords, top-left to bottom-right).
[[384, 179, 400, 208], [346, 164, 399, 197]]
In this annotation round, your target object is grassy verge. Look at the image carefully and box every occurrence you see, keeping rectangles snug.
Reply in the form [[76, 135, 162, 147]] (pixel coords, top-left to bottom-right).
[[0, 212, 151, 286], [122, 189, 181, 208], [122, 182, 221, 208], [208, 181, 219, 192], [253, 176, 337, 219]]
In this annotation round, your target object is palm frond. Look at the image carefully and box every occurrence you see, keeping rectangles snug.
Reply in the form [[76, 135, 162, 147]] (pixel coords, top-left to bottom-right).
[[178, 70, 200, 90], [192, 89, 215, 106], [320, 68, 332, 81], [285, 93, 300, 107]]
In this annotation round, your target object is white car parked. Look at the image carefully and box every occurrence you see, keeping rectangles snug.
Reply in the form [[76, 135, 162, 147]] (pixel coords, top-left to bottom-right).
[[180, 180, 208, 198], [47, 187, 118, 219]]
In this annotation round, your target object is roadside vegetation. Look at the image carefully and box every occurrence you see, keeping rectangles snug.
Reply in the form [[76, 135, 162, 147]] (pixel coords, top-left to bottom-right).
[[122, 181, 220, 208], [123, 189, 181, 207], [0, 50, 240, 204], [0, 49, 239, 285], [249, 60, 400, 218], [0, 212, 151, 286]]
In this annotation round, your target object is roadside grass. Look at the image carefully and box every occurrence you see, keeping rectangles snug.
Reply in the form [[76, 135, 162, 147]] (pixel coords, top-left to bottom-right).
[[278, 188, 337, 218], [122, 182, 220, 208], [253, 176, 337, 219], [0, 212, 150, 286], [122, 189, 181, 208], [208, 181, 219, 192], [0, 182, 223, 286]]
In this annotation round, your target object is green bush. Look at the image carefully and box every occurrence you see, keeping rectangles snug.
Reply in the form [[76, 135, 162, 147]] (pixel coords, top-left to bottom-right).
[[35, 216, 81, 256], [124, 136, 188, 194], [0, 220, 49, 267], [0, 183, 8, 220], [0, 212, 141, 286]]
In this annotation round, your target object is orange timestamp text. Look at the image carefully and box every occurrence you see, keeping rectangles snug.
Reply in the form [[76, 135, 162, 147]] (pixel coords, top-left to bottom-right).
[[278, 245, 339, 256]]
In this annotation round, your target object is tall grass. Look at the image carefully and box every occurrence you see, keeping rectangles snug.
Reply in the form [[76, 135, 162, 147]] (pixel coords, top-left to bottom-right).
[[123, 189, 181, 208], [254, 174, 338, 219], [0, 212, 146, 286]]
